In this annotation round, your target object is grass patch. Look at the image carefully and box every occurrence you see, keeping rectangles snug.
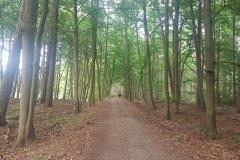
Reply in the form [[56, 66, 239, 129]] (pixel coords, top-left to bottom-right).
[[207, 134, 221, 140], [6, 114, 19, 120], [173, 135, 180, 141], [10, 106, 20, 112], [223, 105, 234, 109], [228, 136, 239, 147], [45, 112, 93, 129], [31, 155, 47, 160], [46, 118, 63, 128]]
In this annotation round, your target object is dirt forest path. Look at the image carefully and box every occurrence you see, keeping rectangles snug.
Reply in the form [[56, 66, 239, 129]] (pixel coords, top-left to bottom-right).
[[86, 96, 188, 160], [2, 96, 240, 159]]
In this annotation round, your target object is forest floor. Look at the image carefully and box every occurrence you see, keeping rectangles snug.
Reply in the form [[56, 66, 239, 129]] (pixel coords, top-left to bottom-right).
[[1, 96, 240, 160]]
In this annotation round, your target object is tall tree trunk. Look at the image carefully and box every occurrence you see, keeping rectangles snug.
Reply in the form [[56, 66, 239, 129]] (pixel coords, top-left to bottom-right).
[[73, 0, 80, 113], [15, 0, 38, 147], [123, 15, 131, 100], [25, 0, 49, 142], [16, 74, 22, 99], [232, 15, 236, 107], [88, 0, 99, 106], [101, 9, 109, 100], [40, 43, 51, 103], [69, 58, 74, 100], [0, 18, 3, 81], [0, 2, 23, 126], [237, 70, 240, 113], [135, 20, 143, 101], [173, 0, 180, 113], [164, 0, 170, 120], [96, 59, 101, 101], [143, 1, 156, 109], [63, 59, 69, 99], [204, 0, 218, 139], [40, 44, 46, 85], [45, 0, 59, 107], [216, 28, 221, 106], [55, 57, 65, 99], [11, 71, 19, 98], [168, 59, 175, 98], [190, 1, 206, 108]]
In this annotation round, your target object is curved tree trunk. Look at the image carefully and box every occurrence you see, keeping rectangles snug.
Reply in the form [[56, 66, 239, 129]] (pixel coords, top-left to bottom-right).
[[0, 2, 23, 126]]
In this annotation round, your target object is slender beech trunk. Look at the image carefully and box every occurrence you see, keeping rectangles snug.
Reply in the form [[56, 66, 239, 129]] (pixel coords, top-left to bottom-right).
[[204, 0, 218, 139], [45, 0, 59, 107], [15, 0, 38, 147], [190, 1, 206, 108], [69, 58, 74, 100], [143, 1, 156, 109], [123, 16, 131, 100], [232, 16, 236, 107], [63, 60, 69, 99], [73, 0, 80, 113], [0, 20, 3, 80], [88, 0, 99, 106], [102, 9, 109, 100], [216, 28, 221, 106], [164, 0, 170, 120], [135, 21, 143, 101], [237, 70, 240, 113], [173, 0, 180, 113], [11, 71, 19, 98], [55, 57, 65, 99], [16, 74, 22, 99], [40, 44, 46, 84], [0, 2, 23, 126], [25, 0, 49, 142], [40, 43, 51, 103], [96, 59, 101, 101]]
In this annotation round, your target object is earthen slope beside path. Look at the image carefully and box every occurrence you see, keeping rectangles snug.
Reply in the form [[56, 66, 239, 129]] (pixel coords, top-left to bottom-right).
[[86, 96, 189, 160]]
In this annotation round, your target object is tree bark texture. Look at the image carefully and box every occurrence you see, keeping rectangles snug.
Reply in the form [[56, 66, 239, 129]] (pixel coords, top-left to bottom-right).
[[204, 0, 218, 139], [232, 16, 236, 107], [173, 0, 180, 113], [45, 0, 59, 107], [25, 0, 49, 143], [15, 0, 38, 147], [73, 0, 80, 113], [40, 43, 51, 103], [190, 1, 206, 109], [143, 1, 156, 109], [164, 0, 170, 120], [88, 0, 98, 106]]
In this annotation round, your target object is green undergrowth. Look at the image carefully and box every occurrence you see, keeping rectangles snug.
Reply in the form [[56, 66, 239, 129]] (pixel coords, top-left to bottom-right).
[[44, 111, 93, 129], [228, 136, 239, 147], [5, 106, 20, 127], [223, 105, 234, 109], [173, 135, 180, 141], [207, 134, 221, 140]]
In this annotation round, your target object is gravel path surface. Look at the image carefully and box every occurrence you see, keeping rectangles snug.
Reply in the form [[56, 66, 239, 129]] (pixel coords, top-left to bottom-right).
[[86, 96, 188, 160]]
